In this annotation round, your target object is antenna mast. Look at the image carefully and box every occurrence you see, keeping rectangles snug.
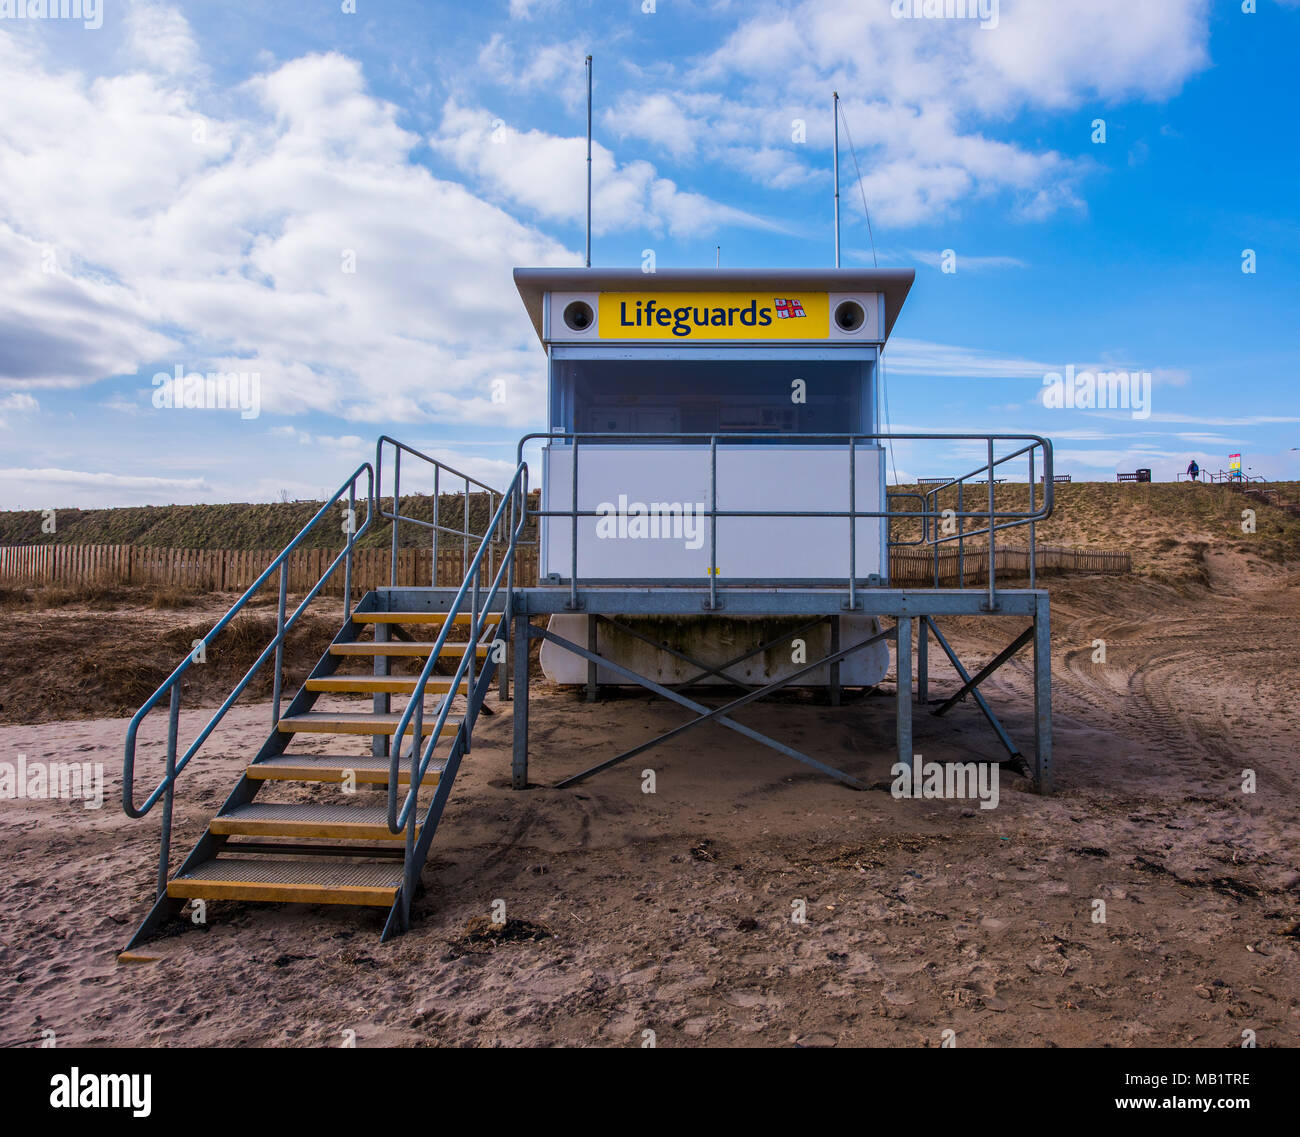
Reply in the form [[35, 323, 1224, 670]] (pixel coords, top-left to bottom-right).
[[833, 91, 841, 268], [585, 55, 593, 268]]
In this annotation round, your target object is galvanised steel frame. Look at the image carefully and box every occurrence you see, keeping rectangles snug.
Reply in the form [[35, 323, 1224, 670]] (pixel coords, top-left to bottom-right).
[[501, 586, 1052, 794], [119, 429, 1056, 947], [493, 430, 1056, 795], [121, 442, 524, 947]]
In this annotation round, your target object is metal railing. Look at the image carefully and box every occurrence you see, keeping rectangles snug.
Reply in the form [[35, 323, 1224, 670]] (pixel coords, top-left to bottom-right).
[[517, 432, 1053, 612], [120, 433, 532, 917], [916, 436, 1053, 606], [383, 461, 530, 912], [122, 463, 374, 897], [375, 435, 505, 587], [1202, 470, 1266, 486]]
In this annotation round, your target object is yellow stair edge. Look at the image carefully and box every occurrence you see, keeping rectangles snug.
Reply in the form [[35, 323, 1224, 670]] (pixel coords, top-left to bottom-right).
[[352, 612, 501, 626], [304, 676, 471, 695], [167, 878, 399, 907], [277, 712, 461, 737], [244, 761, 436, 787], [208, 817, 415, 842], [166, 857, 404, 907], [330, 642, 490, 657]]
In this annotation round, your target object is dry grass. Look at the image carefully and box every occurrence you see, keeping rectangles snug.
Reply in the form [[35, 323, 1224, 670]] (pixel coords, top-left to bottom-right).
[[889, 480, 1300, 578]]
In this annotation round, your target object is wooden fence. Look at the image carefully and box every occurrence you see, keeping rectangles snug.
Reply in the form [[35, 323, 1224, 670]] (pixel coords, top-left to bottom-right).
[[890, 543, 1130, 586], [1, 540, 1129, 593], [0, 543, 540, 594]]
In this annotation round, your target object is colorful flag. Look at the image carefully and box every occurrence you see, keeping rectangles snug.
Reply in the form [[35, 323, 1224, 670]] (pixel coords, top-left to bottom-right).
[[773, 297, 806, 319]]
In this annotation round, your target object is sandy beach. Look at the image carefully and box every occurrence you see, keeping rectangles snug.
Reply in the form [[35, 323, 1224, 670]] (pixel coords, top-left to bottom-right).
[[2, 553, 1296, 1048]]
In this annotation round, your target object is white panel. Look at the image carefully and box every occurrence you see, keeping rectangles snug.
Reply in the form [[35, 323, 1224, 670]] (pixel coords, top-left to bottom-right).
[[541, 445, 885, 581]]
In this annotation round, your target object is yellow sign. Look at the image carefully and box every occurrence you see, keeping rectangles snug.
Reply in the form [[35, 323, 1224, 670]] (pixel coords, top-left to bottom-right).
[[598, 292, 830, 340]]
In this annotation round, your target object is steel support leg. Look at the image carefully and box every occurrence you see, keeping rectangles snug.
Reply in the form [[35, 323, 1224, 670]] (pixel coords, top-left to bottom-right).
[[586, 615, 599, 703], [931, 625, 1034, 717], [829, 615, 841, 706], [917, 615, 928, 705], [924, 617, 1021, 761], [1033, 594, 1053, 794], [544, 625, 890, 790], [498, 607, 510, 702], [511, 615, 530, 789], [895, 616, 913, 775]]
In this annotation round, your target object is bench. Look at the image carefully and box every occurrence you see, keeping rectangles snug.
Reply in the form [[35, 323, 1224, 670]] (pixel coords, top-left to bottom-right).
[[1040, 475, 1071, 483], [916, 477, 951, 485], [1117, 469, 1151, 483]]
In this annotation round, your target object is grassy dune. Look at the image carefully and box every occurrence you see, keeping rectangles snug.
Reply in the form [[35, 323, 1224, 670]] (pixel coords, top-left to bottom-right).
[[0, 492, 538, 551], [890, 479, 1300, 578], [3, 480, 1297, 583]]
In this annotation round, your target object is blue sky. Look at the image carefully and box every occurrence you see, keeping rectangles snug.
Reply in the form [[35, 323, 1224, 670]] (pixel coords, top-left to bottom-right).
[[1, 0, 1298, 508]]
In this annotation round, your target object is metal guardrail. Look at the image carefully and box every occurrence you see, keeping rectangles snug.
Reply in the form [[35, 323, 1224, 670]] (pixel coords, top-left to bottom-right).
[[517, 432, 1053, 613], [1202, 470, 1265, 486], [375, 435, 504, 588], [120, 433, 532, 916], [383, 462, 530, 916], [916, 436, 1054, 604], [120, 430, 1053, 911], [122, 462, 374, 897]]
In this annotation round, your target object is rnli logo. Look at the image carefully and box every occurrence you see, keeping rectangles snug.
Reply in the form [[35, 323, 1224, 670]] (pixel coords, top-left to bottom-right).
[[773, 297, 806, 319]]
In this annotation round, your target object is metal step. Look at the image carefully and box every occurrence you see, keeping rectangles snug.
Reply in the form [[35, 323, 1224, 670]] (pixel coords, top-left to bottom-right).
[[168, 857, 403, 907], [218, 839, 406, 859], [276, 711, 461, 737], [352, 612, 501, 627], [304, 676, 471, 695], [245, 753, 444, 786], [330, 641, 489, 658], [208, 802, 416, 842]]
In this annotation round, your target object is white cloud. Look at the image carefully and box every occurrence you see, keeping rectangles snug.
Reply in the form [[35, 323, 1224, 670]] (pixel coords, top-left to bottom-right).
[[507, 0, 563, 19], [430, 99, 783, 238], [0, 391, 38, 428], [887, 338, 1054, 378], [911, 250, 1027, 272], [0, 32, 577, 426], [606, 0, 1211, 226], [1, 467, 209, 492], [125, 0, 202, 76], [478, 34, 584, 95]]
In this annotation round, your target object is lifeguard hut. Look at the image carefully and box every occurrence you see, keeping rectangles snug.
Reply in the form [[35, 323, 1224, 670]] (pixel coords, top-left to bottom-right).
[[504, 265, 1055, 793], [514, 267, 909, 695], [119, 265, 1058, 947]]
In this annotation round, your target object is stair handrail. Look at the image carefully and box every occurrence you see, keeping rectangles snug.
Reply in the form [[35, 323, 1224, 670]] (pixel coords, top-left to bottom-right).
[[375, 435, 506, 587], [387, 459, 529, 833], [122, 462, 375, 820]]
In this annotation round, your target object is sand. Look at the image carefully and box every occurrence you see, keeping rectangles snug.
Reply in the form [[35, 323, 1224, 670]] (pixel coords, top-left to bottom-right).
[[1, 555, 1297, 1048]]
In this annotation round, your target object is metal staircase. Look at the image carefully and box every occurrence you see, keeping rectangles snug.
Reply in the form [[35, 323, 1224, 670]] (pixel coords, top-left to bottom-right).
[[122, 440, 528, 948]]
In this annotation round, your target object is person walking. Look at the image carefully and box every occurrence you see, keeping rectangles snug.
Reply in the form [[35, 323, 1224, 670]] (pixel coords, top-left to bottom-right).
[[1186, 458, 1200, 481]]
